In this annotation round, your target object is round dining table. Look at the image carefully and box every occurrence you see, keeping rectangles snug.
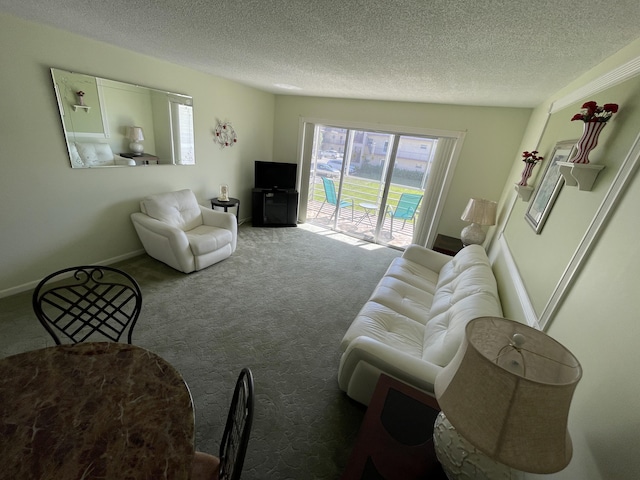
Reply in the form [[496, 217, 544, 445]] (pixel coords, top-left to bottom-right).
[[0, 342, 195, 479]]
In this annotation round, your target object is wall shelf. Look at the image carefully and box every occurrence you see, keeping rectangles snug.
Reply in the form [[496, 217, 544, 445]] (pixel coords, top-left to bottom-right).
[[514, 184, 534, 201], [72, 104, 91, 112], [557, 161, 605, 191]]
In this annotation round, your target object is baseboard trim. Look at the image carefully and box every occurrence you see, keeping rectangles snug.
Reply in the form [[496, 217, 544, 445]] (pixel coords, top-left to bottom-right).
[[0, 249, 146, 299]]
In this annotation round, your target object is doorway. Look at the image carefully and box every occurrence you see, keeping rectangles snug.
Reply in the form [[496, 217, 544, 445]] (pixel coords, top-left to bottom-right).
[[306, 124, 435, 249]]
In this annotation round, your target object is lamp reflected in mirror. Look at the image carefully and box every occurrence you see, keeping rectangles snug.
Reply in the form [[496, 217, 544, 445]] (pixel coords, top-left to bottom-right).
[[50, 68, 195, 168], [127, 126, 145, 155]]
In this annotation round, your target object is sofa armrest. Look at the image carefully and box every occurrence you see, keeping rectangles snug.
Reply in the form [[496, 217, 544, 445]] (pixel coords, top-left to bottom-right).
[[200, 206, 236, 229], [114, 155, 136, 166], [200, 206, 238, 252], [131, 212, 196, 272], [402, 244, 452, 273], [338, 336, 443, 403], [131, 212, 188, 243]]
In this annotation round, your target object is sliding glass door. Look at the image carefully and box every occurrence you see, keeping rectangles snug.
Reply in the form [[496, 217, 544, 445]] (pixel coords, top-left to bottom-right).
[[307, 124, 434, 249]]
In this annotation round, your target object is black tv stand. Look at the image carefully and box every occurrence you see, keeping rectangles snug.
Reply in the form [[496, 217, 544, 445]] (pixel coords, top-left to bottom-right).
[[252, 188, 298, 227]]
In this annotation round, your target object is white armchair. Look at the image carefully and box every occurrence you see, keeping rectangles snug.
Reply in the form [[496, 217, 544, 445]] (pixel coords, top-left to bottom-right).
[[131, 189, 237, 273]]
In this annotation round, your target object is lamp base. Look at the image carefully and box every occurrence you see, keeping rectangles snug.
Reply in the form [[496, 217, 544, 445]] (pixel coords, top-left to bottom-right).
[[460, 223, 486, 246], [433, 412, 522, 480], [129, 141, 144, 155]]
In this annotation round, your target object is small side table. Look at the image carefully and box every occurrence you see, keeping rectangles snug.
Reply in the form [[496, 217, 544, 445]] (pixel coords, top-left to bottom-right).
[[432, 234, 463, 256], [355, 202, 378, 227], [119, 153, 159, 165], [341, 374, 446, 480], [210, 197, 240, 221]]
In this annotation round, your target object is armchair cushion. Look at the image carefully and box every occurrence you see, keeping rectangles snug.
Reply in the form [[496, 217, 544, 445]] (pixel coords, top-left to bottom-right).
[[187, 225, 233, 256]]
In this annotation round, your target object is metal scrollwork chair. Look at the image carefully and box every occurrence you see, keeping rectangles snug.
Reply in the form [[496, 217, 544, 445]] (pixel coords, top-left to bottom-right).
[[32, 265, 142, 345], [191, 368, 255, 480]]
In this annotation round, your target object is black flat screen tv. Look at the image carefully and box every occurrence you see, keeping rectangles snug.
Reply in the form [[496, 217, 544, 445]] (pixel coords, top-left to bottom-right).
[[255, 161, 297, 190]]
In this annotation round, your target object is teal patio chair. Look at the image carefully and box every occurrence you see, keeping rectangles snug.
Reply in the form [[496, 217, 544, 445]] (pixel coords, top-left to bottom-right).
[[386, 193, 422, 236], [315, 177, 354, 221]]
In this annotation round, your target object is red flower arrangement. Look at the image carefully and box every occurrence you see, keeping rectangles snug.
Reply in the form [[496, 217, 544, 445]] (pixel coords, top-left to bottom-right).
[[522, 150, 543, 164], [571, 101, 618, 123]]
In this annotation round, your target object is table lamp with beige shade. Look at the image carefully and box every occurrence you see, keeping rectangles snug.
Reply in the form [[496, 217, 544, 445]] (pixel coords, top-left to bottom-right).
[[434, 316, 582, 480], [460, 198, 497, 246]]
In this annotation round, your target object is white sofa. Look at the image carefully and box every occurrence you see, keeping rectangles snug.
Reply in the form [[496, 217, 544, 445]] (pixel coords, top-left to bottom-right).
[[131, 189, 237, 273], [338, 244, 502, 406], [69, 142, 136, 167]]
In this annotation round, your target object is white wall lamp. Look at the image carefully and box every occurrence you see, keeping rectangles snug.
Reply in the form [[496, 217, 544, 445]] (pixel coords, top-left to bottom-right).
[[460, 198, 497, 246], [126, 126, 145, 155], [434, 316, 582, 480]]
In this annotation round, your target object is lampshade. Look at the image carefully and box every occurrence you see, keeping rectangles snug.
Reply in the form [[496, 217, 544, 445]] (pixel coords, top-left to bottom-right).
[[460, 198, 497, 226], [434, 317, 582, 474], [126, 126, 145, 142]]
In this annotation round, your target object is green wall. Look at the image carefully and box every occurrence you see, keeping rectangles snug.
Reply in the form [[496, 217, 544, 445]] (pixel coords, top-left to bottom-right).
[[0, 12, 275, 293], [272, 96, 531, 237], [2, 9, 640, 478], [490, 37, 640, 479]]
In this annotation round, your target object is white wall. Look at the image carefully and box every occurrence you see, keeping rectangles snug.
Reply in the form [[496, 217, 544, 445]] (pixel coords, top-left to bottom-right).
[[0, 13, 275, 295]]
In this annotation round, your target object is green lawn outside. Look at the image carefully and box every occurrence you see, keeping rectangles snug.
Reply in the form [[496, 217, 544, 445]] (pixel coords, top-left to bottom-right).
[[310, 175, 424, 214]]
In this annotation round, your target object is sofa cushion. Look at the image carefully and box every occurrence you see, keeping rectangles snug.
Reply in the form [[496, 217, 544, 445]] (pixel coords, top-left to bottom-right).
[[75, 142, 116, 166], [435, 244, 489, 292], [422, 291, 503, 366], [428, 245, 494, 320], [187, 225, 233, 255], [384, 257, 440, 294], [141, 189, 203, 231], [422, 256, 502, 367], [339, 301, 425, 356], [368, 276, 434, 325]]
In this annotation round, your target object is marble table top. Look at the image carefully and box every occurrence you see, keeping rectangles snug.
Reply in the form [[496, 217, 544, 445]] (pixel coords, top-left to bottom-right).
[[0, 342, 194, 479]]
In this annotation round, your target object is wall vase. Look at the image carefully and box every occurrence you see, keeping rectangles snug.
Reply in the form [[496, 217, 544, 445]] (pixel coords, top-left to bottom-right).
[[572, 121, 607, 164], [517, 162, 536, 186]]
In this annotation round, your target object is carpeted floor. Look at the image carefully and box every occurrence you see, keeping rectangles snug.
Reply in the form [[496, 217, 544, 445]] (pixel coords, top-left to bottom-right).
[[0, 223, 402, 479]]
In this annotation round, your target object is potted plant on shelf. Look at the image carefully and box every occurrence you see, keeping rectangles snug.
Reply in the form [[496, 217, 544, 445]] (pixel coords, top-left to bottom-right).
[[570, 101, 619, 164], [518, 150, 543, 186]]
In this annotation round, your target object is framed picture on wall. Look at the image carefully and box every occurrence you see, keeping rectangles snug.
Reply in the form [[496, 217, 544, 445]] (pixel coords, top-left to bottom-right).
[[525, 139, 577, 234]]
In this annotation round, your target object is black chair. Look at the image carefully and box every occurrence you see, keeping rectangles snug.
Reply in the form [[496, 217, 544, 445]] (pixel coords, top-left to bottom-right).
[[192, 368, 255, 480], [32, 265, 142, 345]]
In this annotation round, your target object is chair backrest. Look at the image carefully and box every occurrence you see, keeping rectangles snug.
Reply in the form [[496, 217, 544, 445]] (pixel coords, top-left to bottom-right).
[[32, 266, 142, 345], [140, 189, 203, 231], [393, 193, 423, 219], [219, 368, 255, 480], [321, 176, 338, 205]]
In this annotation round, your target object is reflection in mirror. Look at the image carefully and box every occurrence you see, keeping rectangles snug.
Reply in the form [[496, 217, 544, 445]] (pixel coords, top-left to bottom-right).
[[51, 68, 195, 168]]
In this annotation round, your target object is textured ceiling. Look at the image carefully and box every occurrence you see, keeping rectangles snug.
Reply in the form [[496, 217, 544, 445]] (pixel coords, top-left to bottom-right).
[[2, 0, 639, 107]]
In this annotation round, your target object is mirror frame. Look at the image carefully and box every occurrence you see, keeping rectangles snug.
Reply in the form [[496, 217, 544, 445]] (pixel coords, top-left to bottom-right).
[[51, 68, 195, 168]]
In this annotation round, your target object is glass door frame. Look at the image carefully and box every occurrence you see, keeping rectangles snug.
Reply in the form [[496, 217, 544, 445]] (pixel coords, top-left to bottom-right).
[[299, 117, 466, 250]]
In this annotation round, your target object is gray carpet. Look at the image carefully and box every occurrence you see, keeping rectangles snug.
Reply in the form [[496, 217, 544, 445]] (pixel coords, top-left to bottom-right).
[[0, 223, 402, 479]]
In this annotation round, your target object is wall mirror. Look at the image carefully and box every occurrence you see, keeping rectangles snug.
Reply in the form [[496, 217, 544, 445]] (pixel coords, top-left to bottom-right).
[[51, 68, 195, 168]]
